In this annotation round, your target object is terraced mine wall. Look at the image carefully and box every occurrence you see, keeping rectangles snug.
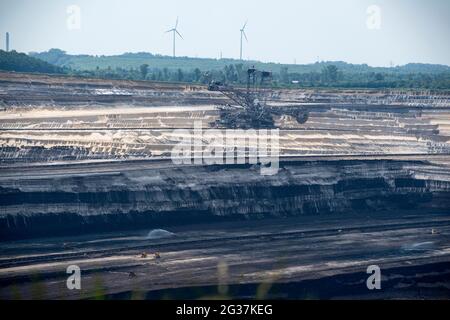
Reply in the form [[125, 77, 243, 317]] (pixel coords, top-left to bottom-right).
[[1, 159, 450, 240], [1, 72, 450, 240], [0, 72, 226, 107]]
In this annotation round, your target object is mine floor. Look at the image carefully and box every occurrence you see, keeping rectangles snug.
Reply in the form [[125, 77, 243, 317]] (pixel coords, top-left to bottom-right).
[[0, 212, 449, 299]]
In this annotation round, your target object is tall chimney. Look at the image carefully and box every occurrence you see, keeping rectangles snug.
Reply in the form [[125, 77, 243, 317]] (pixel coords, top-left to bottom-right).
[[6, 32, 9, 52]]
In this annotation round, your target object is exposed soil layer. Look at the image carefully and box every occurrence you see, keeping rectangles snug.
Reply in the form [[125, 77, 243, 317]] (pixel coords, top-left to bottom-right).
[[1, 158, 450, 240]]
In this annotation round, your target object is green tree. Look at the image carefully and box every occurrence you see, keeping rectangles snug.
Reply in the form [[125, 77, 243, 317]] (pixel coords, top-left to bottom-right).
[[375, 73, 384, 81], [176, 68, 184, 82], [234, 63, 246, 83], [322, 65, 339, 83], [224, 64, 237, 82], [139, 64, 149, 79], [280, 67, 289, 84], [193, 68, 202, 82], [163, 67, 169, 81]]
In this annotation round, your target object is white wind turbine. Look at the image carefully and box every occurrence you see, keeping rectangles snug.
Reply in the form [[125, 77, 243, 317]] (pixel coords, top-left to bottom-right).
[[166, 17, 183, 58], [239, 20, 248, 60]]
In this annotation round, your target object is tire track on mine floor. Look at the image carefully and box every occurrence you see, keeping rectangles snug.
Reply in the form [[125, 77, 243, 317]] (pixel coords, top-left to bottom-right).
[[1, 217, 449, 270]]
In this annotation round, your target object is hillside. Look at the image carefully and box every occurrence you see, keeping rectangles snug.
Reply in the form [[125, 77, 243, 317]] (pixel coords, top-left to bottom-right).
[[30, 49, 450, 75], [0, 50, 64, 74], [0, 49, 445, 89]]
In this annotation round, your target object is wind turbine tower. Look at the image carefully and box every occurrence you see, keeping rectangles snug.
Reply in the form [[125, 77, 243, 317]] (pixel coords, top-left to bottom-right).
[[239, 21, 248, 60], [166, 17, 183, 58]]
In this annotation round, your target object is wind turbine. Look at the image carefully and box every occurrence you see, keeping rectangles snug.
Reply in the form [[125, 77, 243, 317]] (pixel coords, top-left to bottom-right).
[[239, 20, 248, 60], [166, 17, 183, 58]]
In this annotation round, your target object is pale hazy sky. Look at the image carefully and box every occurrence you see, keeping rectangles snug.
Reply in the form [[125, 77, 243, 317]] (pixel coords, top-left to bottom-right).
[[0, 0, 449, 66]]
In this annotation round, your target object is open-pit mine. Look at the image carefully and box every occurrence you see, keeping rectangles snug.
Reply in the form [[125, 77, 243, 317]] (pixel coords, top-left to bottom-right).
[[0, 71, 450, 299]]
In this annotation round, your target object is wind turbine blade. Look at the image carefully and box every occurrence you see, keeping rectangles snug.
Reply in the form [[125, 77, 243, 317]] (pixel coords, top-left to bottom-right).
[[242, 20, 248, 30], [175, 17, 179, 29], [166, 28, 174, 33], [243, 30, 248, 41], [176, 30, 183, 39]]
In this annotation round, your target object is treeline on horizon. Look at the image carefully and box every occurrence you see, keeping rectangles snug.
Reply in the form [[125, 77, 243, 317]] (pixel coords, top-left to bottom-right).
[[69, 63, 450, 90], [0, 50, 64, 74], [1, 49, 450, 89]]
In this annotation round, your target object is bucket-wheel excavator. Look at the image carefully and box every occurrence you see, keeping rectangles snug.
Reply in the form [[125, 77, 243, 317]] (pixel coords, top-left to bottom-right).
[[208, 67, 309, 129]]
